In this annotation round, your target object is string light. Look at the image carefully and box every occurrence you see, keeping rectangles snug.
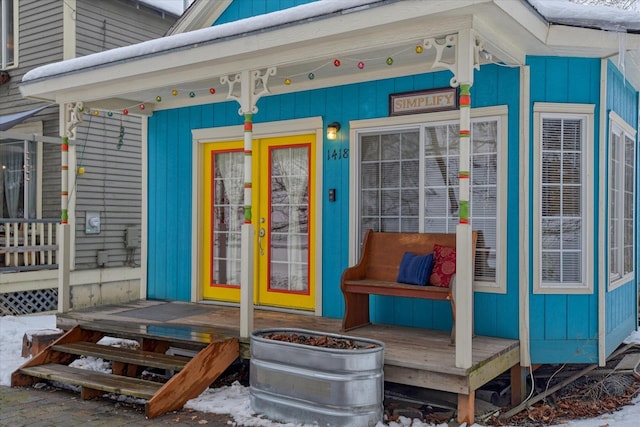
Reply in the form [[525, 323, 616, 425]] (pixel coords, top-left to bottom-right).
[[84, 43, 425, 116]]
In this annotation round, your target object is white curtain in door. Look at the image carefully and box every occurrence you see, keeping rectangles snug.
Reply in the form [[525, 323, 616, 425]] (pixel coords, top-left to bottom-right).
[[272, 147, 308, 291], [217, 152, 244, 285], [0, 145, 23, 218]]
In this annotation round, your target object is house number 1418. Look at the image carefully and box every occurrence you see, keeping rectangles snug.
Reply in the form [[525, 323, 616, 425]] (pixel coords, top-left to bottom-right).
[[327, 148, 349, 160]]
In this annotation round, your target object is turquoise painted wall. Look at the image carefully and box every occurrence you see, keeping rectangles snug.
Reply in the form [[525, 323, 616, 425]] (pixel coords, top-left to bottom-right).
[[604, 59, 639, 356], [213, 0, 318, 25], [527, 56, 602, 363], [147, 64, 521, 339]]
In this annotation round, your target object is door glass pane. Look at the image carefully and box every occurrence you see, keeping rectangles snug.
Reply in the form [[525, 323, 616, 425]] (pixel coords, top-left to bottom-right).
[[0, 140, 25, 219], [270, 145, 309, 293], [212, 150, 243, 286]]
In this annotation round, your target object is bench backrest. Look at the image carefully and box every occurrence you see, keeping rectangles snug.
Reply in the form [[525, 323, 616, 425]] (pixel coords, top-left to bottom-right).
[[359, 230, 478, 282]]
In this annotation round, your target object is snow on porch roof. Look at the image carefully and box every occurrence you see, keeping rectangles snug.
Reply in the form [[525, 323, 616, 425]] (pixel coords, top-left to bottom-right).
[[22, 0, 384, 83], [22, 0, 640, 85], [20, 0, 640, 103]]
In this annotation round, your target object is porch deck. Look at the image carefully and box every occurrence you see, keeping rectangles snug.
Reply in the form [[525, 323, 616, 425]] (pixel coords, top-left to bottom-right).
[[56, 300, 520, 399]]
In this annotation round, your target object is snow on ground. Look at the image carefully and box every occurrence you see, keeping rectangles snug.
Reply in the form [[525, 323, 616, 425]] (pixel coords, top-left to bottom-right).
[[2, 314, 640, 427]]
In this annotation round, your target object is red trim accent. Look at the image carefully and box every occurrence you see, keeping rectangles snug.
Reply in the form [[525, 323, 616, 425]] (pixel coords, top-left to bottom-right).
[[244, 123, 253, 131], [61, 144, 68, 151], [209, 147, 244, 288], [459, 94, 471, 106], [266, 142, 312, 297]]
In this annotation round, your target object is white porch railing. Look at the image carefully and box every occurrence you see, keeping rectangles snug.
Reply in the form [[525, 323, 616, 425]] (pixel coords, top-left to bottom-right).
[[0, 219, 58, 273]]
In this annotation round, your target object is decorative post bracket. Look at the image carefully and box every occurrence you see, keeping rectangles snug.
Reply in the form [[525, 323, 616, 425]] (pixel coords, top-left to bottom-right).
[[63, 102, 84, 139], [423, 33, 484, 87], [220, 67, 277, 115]]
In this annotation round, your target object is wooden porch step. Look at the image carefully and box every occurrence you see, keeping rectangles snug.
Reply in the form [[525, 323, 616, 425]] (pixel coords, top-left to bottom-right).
[[51, 341, 191, 371], [11, 324, 241, 418], [18, 364, 161, 400]]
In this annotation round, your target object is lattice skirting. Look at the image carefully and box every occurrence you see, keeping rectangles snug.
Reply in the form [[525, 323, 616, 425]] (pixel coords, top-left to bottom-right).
[[0, 288, 58, 316]]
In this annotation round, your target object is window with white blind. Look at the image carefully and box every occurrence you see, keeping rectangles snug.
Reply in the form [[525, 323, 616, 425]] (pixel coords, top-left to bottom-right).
[[533, 104, 594, 294], [354, 110, 505, 292], [0, 0, 16, 69], [608, 112, 636, 290]]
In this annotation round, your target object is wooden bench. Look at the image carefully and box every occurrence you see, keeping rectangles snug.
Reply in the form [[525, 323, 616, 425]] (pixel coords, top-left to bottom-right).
[[340, 230, 477, 339]]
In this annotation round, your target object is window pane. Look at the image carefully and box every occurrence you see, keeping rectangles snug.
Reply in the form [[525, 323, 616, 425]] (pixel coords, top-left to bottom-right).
[[1, 0, 15, 67], [212, 150, 244, 285], [357, 119, 500, 285], [358, 130, 419, 234], [540, 116, 583, 286]]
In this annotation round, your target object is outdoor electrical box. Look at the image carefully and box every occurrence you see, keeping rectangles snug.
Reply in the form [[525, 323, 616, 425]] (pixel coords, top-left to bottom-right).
[[125, 226, 140, 249], [85, 212, 101, 234]]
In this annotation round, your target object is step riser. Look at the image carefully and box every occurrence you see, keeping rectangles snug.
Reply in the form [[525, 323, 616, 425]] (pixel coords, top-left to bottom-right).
[[11, 325, 240, 419]]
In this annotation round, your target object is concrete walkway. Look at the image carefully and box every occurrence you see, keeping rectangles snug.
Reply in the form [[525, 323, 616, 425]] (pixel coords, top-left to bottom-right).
[[0, 385, 233, 427]]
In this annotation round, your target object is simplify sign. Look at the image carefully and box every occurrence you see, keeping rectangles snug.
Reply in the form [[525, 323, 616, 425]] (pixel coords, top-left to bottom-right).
[[389, 87, 458, 116]]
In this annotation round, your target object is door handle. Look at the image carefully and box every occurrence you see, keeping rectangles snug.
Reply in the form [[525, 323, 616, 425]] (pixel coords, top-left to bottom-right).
[[258, 227, 265, 255]]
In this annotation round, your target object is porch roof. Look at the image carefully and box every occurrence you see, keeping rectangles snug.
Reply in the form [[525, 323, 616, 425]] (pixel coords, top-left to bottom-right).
[[19, 0, 640, 113]]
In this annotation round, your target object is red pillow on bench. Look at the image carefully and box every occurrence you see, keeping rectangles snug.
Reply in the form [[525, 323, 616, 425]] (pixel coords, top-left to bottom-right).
[[429, 244, 456, 288]]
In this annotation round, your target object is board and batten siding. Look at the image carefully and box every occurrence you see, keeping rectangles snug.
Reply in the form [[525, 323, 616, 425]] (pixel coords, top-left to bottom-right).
[[147, 65, 521, 341], [604, 59, 639, 357], [213, 0, 317, 25], [527, 56, 601, 363]]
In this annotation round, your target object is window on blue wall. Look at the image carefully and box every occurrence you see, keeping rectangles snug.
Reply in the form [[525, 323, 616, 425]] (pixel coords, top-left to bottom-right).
[[0, 0, 16, 69], [533, 103, 594, 294], [355, 115, 503, 290], [608, 112, 636, 290]]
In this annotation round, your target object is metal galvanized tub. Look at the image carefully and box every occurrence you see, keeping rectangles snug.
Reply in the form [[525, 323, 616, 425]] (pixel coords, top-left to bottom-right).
[[250, 328, 385, 427]]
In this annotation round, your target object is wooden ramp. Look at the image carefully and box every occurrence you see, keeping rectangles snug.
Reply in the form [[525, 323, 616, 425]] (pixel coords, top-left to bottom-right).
[[11, 322, 239, 418]]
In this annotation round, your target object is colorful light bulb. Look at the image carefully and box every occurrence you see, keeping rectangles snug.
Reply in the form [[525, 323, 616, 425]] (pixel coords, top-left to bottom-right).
[[308, 73, 315, 80], [284, 78, 291, 85], [386, 57, 394, 65], [358, 61, 365, 70], [209, 88, 216, 94], [333, 59, 341, 67], [122, 109, 128, 115], [171, 89, 178, 96], [189, 91, 195, 98], [416, 45, 424, 54], [156, 95, 162, 102]]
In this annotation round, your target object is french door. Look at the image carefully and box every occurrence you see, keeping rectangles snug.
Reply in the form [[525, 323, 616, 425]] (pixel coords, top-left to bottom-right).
[[201, 134, 316, 311]]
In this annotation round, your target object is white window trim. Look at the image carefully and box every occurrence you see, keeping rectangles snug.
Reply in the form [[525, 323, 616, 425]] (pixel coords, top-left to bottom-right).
[[1, 0, 18, 69], [533, 103, 594, 294], [608, 111, 636, 291], [349, 105, 508, 294]]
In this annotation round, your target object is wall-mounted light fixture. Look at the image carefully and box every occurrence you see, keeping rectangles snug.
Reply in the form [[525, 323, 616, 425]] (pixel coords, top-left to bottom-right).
[[326, 122, 341, 140]]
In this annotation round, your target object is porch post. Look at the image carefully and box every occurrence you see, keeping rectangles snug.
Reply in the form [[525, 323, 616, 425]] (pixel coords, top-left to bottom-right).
[[58, 135, 70, 312], [454, 29, 475, 370], [240, 111, 254, 338], [58, 102, 83, 313], [221, 68, 276, 339]]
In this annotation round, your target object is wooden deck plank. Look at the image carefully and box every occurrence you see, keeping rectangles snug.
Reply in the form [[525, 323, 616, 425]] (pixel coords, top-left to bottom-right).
[[18, 364, 161, 399], [56, 301, 519, 395], [51, 341, 192, 371]]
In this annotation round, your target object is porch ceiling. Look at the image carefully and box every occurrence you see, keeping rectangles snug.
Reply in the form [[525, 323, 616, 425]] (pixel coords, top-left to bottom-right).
[[19, 0, 640, 113]]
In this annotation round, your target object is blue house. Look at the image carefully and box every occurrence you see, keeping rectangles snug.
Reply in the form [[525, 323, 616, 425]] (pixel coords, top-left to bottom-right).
[[18, 0, 640, 383]]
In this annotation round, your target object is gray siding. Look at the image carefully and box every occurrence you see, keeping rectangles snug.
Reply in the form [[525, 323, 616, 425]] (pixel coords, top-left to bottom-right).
[[73, 114, 142, 269], [71, 1, 175, 269], [76, 0, 175, 55], [2, 0, 174, 270], [0, 0, 61, 122]]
